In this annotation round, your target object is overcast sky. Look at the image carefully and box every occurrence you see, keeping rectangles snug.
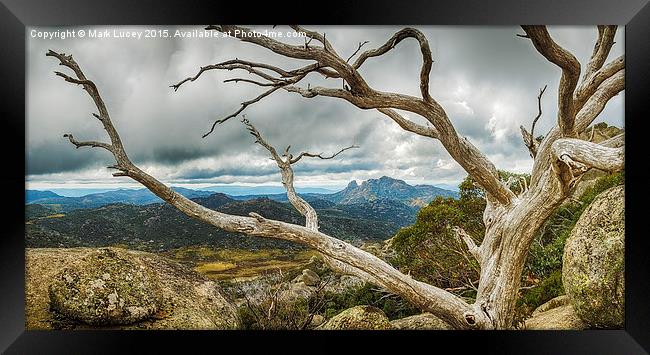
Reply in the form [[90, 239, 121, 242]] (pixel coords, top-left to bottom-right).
[[26, 26, 624, 191]]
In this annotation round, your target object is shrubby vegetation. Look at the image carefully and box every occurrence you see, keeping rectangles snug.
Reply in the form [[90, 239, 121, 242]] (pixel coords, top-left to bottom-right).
[[389, 170, 624, 323], [387, 176, 485, 297], [323, 283, 420, 320]]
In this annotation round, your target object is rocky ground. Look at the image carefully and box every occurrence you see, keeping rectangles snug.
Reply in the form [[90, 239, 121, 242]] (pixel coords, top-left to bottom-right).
[[25, 182, 625, 330], [26, 247, 240, 329]]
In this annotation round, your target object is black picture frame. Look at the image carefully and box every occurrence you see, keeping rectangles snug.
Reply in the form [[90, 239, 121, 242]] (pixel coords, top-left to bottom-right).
[[2, 0, 649, 353]]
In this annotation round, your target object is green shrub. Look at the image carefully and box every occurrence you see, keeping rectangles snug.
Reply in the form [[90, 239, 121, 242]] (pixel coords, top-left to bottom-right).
[[513, 270, 565, 327], [524, 171, 624, 280], [388, 176, 484, 293], [323, 283, 420, 320]]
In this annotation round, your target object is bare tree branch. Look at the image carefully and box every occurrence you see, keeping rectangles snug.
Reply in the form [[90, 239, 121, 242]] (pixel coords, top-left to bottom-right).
[[240, 118, 383, 285], [50, 50, 484, 329], [183, 25, 514, 206], [552, 138, 624, 174], [352, 27, 434, 102], [452, 226, 481, 263], [347, 41, 370, 63], [520, 85, 547, 158], [521, 26, 581, 137], [377, 108, 440, 139], [289, 145, 359, 164], [582, 26, 617, 83], [63, 134, 112, 152], [575, 55, 624, 109], [574, 69, 624, 132]]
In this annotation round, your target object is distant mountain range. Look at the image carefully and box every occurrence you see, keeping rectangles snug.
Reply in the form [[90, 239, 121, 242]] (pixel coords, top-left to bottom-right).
[[26, 176, 457, 212], [25, 187, 215, 211], [26, 194, 411, 252], [26, 176, 458, 251]]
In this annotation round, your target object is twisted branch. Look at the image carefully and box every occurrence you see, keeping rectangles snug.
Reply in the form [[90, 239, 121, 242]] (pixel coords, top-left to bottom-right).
[[520, 85, 547, 158], [521, 26, 581, 138]]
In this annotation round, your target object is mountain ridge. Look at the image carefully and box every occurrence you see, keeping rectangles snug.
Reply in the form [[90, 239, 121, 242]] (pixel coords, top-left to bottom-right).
[[27, 176, 457, 211]]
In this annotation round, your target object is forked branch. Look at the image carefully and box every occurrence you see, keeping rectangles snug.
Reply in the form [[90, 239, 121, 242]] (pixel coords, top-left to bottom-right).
[[185, 25, 514, 206], [521, 26, 580, 137], [520, 85, 547, 158]]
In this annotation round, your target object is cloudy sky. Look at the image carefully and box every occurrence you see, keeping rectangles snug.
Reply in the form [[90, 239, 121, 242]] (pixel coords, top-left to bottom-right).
[[26, 26, 624, 191]]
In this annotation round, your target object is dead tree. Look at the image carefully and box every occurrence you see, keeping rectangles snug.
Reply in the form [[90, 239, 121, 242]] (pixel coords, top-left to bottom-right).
[[240, 118, 379, 282], [48, 25, 624, 329]]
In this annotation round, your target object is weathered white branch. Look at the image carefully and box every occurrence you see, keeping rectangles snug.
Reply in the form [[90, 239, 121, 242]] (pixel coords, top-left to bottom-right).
[[352, 27, 434, 102], [176, 25, 514, 206], [521, 26, 581, 138], [452, 226, 481, 263], [552, 138, 624, 173], [242, 119, 381, 285], [574, 69, 624, 132], [520, 85, 547, 158], [582, 26, 617, 83], [575, 55, 624, 109], [63, 134, 112, 152], [378, 108, 439, 139]]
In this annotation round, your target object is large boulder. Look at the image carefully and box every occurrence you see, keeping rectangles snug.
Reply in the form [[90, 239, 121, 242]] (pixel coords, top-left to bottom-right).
[[390, 313, 452, 330], [317, 305, 392, 330], [524, 295, 585, 330], [292, 269, 321, 287], [562, 185, 625, 328], [26, 247, 240, 329], [49, 248, 163, 325]]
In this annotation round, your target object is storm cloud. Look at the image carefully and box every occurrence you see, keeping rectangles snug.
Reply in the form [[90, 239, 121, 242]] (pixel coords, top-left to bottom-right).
[[26, 26, 624, 190]]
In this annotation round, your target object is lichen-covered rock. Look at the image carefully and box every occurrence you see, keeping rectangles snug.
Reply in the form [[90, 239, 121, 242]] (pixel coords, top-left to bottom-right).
[[309, 314, 325, 327], [562, 185, 624, 328], [322, 275, 364, 294], [26, 247, 240, 330], [300, 269, 321, 286], [317, 305, 392, 330], [524, 303, 585, 330], [48, 248, 162, 325], [531, 295, 570, 317], [390, 313, 451, 330], [278, 281, 316, 302]]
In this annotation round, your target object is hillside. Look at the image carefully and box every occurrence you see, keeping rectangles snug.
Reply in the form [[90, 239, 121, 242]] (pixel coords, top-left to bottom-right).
[[26, 176, 456, 212], [26, 190, 61, 202], [26, 193, 407, 252], [25, 187, 214, 212]]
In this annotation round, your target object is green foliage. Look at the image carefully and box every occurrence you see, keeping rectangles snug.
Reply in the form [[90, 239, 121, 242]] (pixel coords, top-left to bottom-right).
[[515, 171, 625, 323], [323, 283, 420, 320], [389, 169, 623, 323], [525, 171, 625, 279], [593, 122, 608, 130], [388, 176, 485, 292], [513, 271, 564, 327]]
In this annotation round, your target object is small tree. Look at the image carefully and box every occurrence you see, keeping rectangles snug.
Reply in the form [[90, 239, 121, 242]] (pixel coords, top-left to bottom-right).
[[47, 25, 624, 329]]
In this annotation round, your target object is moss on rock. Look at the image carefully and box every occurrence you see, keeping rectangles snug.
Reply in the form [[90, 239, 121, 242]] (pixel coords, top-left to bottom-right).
[[48, 248, 162, 325], [390, 313, 452, 330], [27, 247, 240, 329], [318, 305, 392, 330], [562, 185, 624, 328]]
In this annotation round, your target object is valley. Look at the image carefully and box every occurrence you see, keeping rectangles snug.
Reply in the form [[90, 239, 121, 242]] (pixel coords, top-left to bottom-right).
[[25, 176, 457, 280]]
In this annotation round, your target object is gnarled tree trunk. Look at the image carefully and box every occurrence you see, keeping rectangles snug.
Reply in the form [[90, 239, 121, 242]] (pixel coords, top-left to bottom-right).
[[48, 24, 624, 329]]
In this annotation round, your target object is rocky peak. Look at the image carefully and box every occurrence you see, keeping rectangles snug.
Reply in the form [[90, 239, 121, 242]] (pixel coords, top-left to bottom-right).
[[346, 180, 359, 189]]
